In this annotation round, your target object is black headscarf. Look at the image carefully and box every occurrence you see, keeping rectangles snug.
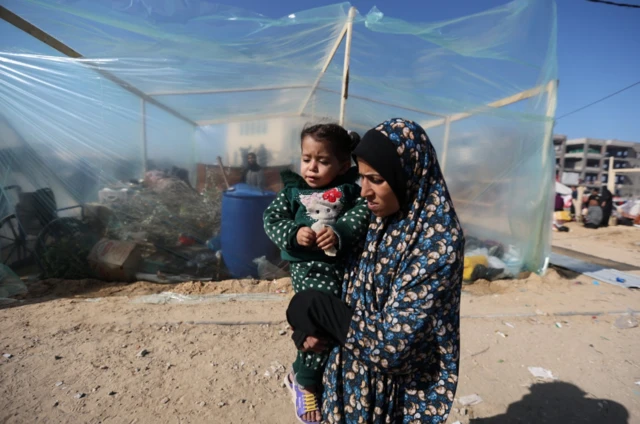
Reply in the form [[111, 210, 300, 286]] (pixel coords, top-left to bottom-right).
[[600, 187, 613, 226]]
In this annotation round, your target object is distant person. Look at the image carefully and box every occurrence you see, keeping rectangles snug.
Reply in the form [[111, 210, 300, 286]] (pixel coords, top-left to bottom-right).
[[553, 193, 570, 231], [554, 193, 564, 212], [584, 197, 603, 229], [586, 188, 599, 204], [570, 186, 577, 216], [242, 152, 265, 190], [600, 187, 613, 227]]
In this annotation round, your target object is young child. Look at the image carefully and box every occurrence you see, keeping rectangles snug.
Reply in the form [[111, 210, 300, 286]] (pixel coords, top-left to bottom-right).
[[263, 123, 369, 423]]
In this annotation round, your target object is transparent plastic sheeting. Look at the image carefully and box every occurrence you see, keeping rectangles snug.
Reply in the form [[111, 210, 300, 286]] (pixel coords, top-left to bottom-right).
[[0, 0, 557, 282]]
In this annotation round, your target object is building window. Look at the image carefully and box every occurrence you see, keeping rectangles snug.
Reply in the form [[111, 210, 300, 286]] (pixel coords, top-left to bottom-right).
[[240, 120, 268, 136]]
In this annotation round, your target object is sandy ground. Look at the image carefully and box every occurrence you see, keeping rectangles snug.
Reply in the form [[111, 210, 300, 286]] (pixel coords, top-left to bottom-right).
[[553, 222, 640, 270], [1, 226, 640, 424]]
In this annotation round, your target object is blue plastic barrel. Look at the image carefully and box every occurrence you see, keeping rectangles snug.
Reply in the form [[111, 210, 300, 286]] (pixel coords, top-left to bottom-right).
[[220, 184, 280, 278]]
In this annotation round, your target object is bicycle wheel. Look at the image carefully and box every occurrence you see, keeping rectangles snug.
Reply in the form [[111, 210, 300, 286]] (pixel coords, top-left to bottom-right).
[[0, 213, 34, 267]]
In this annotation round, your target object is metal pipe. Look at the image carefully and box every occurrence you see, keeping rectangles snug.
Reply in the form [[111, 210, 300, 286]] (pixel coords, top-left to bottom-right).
[[0, 5, 198, 127], [148, 84, 311, 97], [141, 99, 147, 175], [441, 117, 451, 173], [339, 7, 357, 126], [297, 16, 350, 115]]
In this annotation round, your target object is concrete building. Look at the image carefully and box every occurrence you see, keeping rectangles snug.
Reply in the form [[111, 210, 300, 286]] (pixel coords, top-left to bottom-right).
[[554, 136, 640, 197], [223, 117, 308, 169]]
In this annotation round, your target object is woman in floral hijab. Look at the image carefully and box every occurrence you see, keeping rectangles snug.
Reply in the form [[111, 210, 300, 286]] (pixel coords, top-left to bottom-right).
[[287, 118, 464, 423]]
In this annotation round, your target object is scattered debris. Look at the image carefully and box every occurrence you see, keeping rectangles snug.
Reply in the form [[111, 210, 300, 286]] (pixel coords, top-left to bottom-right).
[[75, 393, 86, 399], [269, 361, 286, 375], [555, 322, 562, 328], [504, 322, 515, 328], [197, 401, 206, 407], [496, 331, 507, 338], [166, 363, 172, 370], [55, 381, 64, 387], [458, 394, 483, 406], [614, 315, 638, 330], [470, 346, 490, 357], [218, 402, 226, 408], [109, 391, 117, 396], [528, 366, 557, 380], [54, 355, 62, 360], [279, 330, 287, 336], [137, 349, 150, 358], [100, 365, 109, 370], [53, 401, 59, 408], [2, 353, 13, 359], [92, 386, 100, 393], [592, 280, 600, 286], [161, 397, 170, 404], [460, 407, 468, 416]]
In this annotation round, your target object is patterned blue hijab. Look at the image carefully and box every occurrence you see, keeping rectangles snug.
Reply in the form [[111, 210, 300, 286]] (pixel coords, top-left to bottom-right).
[[323, 118, 465, 423], [349, 118, 464, 309]]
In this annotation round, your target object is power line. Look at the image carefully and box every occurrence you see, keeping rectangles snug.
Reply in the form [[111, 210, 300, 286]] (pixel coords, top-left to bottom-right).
[[587, 0, 640, 8], [556, 79, 640, 120]]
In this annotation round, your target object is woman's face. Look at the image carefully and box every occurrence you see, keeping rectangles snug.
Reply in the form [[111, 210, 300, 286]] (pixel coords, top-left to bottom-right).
[[357, 158, 400, 217]]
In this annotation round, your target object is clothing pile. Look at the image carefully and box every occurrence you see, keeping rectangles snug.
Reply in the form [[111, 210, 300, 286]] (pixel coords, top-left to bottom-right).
[[463, 236, 522, 282]]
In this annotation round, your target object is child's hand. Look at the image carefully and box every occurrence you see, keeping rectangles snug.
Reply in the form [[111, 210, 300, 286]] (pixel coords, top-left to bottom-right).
[[316, 227, 338, 251], [296, 227, 316, 247]]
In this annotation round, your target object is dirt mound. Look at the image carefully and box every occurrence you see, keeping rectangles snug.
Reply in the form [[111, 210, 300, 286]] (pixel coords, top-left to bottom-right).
[[21, 277, 294, 301]]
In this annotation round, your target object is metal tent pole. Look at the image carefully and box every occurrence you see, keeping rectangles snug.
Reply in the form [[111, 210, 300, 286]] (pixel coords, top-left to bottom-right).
[[0, 5, 197, 127], [537, 79, 559, 274], [297, 15, 351, 116], [421, 83, 553, 130], [541, 80, 558, 169], [607, 156, 616, 193], [141, 99, 148, 175], [339, 7, 357, 126], [440, 117, 451, 173]]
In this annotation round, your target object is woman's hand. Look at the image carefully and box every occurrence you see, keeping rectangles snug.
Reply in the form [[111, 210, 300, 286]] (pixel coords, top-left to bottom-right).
[[301, 335, 328, 353], [316, 227, 338, 251], [297, 227, 317, 247]]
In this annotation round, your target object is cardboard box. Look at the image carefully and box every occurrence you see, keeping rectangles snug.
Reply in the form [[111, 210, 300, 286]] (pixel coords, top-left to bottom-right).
[[88, 239, 142, 282]]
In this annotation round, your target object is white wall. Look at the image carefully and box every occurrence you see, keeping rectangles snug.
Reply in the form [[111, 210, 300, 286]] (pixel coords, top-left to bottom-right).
[[225, 117, 308, 167]]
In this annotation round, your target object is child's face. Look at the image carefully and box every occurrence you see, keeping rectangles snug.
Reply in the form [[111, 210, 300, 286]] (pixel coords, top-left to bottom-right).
[[300, 136, 348, 188]]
